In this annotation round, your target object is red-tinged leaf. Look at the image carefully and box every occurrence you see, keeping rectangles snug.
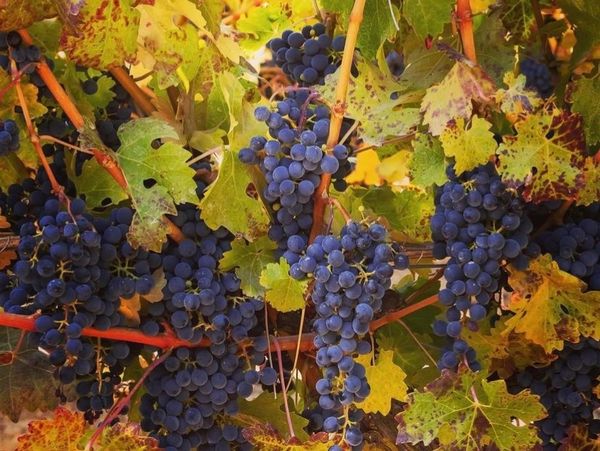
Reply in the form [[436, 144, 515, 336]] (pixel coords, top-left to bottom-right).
[[242, 423, 332, 451], [576, 157, 600, 206], [60, 0, 140, 69], [497, 109, 586, 202], [558, 423, 600, 451], [0, 0, 57, 32], [16, 406, 86, 450]]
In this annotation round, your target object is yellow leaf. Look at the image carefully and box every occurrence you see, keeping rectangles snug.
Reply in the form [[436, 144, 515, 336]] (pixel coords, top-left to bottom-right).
[[378, 149, 412, 183], [503, 254, 600, 353], [357, 349, 408, 415], [576, 157, 600, 206], [345, 150, 382, 186], [440, 116, 498, 174], [495, 73, 542, 118], [259, 259, 308, 312]]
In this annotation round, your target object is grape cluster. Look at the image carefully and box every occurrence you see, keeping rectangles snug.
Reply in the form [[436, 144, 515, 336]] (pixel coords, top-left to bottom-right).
[[139, 347, 253, 451], [239, 89, 353, 257], [536, 217, 600, 290], [520, 58, 553, 98], [0, 31, 42, 75], [430, 164, 538, 370], [290, 221, 407, 449], [0, 119, 19, 155], [268, 23, 345, 86], [508, 338, 600, 449]]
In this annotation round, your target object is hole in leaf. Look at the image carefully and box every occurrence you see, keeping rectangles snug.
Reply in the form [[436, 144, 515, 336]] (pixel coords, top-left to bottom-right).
[[144, 178, 157, 189]]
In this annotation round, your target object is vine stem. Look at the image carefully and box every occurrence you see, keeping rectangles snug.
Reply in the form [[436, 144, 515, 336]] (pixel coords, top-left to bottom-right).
[[86, 348, 173, 450], [532, 199, 573, 238], [369, 293, 439, 331], [272, 338, 296, 439], [109, 66, 156, 116], [308, 0, 366, 243], [456, 0, 477, 63]]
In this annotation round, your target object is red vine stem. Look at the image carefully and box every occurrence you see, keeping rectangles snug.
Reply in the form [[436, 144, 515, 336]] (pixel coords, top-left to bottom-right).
[[109, 66, 156, 116], [272, 338, 296, 438], [309, 0, 366, 242], [370, 294, 439, 331], [456, 0, 477, 63]]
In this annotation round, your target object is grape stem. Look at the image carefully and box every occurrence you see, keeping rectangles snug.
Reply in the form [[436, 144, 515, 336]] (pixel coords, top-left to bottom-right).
[[38, 135, 95, 155], [272, 337, 296, 439], [309, 0, 367, 243], [86, 348, 174, 450], [9, 54, 65, 200], [456, 0, 477, 63], [532, 199, 573, 238]]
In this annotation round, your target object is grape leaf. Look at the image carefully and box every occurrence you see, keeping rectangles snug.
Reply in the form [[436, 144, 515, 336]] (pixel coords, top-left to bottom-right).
[[403, 0, 453, 40], [378, 148, 412, 184], [497, 109, 585, 202], [409, 134, 447, 187], [421, 60, 496, 136], [473, 12, 515, 85], [502, 254, 600, 353], [396, 370, 546, 450], [351, 186, 434, 243], [114, 118, 198, 251], [0, 327, 64, 421], [59, 64, 116, 119], [0, 218, 16, 269], [259, 259, 307, 312], [345, 150, 382, 186], [0, 0, 57, 32], [242, 424, 330, 450], [0, 72, 47, 121], [400, 32, 455, 89], [320, 0, 399, 59], [577, 157, 600, 206], [571, 76, 600, 145], [316, 58, 421, 147], [16, 406, 159, 450], [136, 0, 206, 88], [199, 150, 270, 240], [27, 18, 63, 55], [220, 237, 278, 298], [237, 392, 309, 441], [70, 157, 129, 209], [0, 154, 28, 191], [356, 349, 408, 415], [494, 72, 542, 118], [440, 116, 497, 175], [559, 423, 600, 451], [60, 0, 140, 69], [558, 0, 600, 65], [376, 306, 444, 388], [498, 0, 538, 40]]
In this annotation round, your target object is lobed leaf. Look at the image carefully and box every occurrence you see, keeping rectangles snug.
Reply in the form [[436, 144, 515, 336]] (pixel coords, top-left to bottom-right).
[[259, 259, 307, 312]]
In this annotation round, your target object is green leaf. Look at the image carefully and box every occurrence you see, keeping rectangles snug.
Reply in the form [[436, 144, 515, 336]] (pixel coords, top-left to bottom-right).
[[220, 237, 278, 297], [0, 0, 57, 32], [355, 349, 408, 414], [397, 370, 546, 450], [259, 258, 308, 312], [558, 0, 600, 65], [115, 118, 198, 251], [409, 133, 447, 188], [497, 109, 585, 202], [136, 0, 207, 88], [70, 158, 128, 209], [376, 305, 444, 388], [0, 71, 47, 121], [320, 0, 399, 59], [354, 186, 434, 243], [399, 32, 455, 89], [571, 76, 600, 145], [238, 392, 309, 441], [421, 60, 496, 136], [316, 58, 421, 147], [440, 116, 498, 174], [60, 0, 140, 69], [403, 0, 453, 40], [59, 63, 116, 119], [199, 150, 270, 240], [28, 18, 63, 56], [474, 12, 516, 85], [0, 327, 65, 421]]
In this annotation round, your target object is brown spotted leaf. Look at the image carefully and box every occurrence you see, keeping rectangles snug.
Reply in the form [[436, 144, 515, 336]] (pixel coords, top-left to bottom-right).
[[576, 157, 600, 206], [502, 255, 600, 353], [497, 109, 586, 202], [421, 60, 496, 136], [60, 0, 140, 69], [316, 58, 422, 147], [558, 423, 600, 451], [0, 0, 57, 32], [396, 369, 546, 450]]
